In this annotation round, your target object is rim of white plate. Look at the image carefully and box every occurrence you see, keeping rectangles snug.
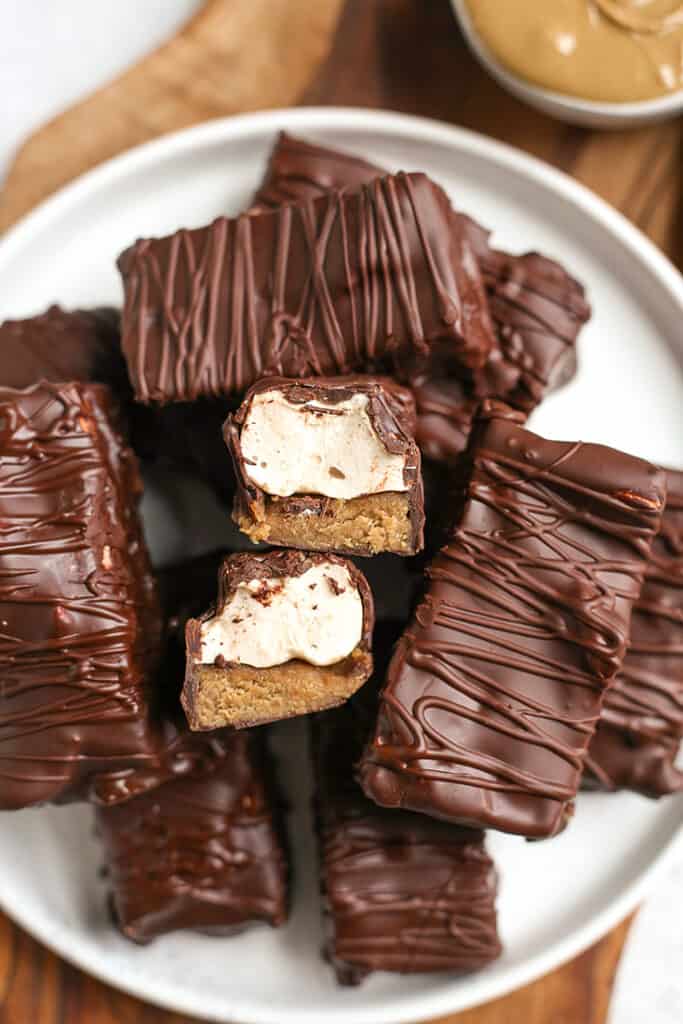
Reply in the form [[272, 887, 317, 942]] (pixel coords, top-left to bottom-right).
[[0, 108, 682, 1024]]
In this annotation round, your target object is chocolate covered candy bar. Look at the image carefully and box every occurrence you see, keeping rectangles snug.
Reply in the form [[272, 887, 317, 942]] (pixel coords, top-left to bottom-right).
[[0, 305, 128, 393], [96, 729, 288, 943], [226, 376, 424, 556], [118, 172, 494, 404], [183, 550, 374, 729], [585, 469, 683, 796], [0, 382, 165, 809], [461, 216, 592, 413], [411, 375, 480, 465], [253, 132, 591, 418], [312, 630, 501, 985], [359, 407, 666, 838], [253, 130, 384, 209]]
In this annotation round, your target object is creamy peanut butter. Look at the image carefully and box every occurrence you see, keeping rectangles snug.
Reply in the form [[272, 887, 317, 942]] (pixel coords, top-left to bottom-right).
[[465, 0, 683, 103]]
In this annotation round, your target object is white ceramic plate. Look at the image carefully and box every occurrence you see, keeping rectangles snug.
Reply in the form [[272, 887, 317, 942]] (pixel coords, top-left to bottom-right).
[[0, 108, 681, 1024]]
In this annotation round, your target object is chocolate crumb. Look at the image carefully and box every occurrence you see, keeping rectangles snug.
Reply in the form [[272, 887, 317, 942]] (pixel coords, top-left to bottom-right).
[[326, 575, 345, 596]]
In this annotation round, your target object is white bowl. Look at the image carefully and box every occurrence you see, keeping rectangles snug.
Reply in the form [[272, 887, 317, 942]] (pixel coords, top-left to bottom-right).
[[451, 0, 683, 128]]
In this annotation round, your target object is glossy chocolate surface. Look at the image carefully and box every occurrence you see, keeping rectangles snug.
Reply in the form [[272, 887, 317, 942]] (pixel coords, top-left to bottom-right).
[[585, 468, 683, 796], [0, 305, 129, 394], [359, 408, 666, 838], [252, 132, 591, 427], [96, 729, 289, 943], [118, 172, 494, 404], [312, 635, 501, 984], [0, 382, 164, 809], [253, 131, 384, 209], [226, 375, 424, 554]]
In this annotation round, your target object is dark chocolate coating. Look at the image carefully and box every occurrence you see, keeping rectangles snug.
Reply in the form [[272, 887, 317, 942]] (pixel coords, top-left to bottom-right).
[[359, 407, 666, 838], [118, 172, 494, 404], [0, 305, 129, 395], [252, 132, 591, 421], [96, 729, 289, 943], [225, 375, 424, 556], [585, 468, 683, 796], [0, 382, 165, 809], [410, 375, 480, 465], [183, 549, 375, 729], [461, 215, 591, 412], [312, 627, 501, 984], [253, 131, 384, 209]]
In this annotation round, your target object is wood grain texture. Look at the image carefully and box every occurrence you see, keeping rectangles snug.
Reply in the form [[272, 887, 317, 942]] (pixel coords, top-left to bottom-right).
[[0, 0, 345, 232], [0, 0, 680, 1021]]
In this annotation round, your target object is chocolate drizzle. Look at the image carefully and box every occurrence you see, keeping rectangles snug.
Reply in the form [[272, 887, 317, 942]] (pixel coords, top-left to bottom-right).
[[96, 730, 289, 943], [118, 172, 494, 404], [585, 468, 683, 796], [251, 132, 591, 431], [0, 382, 164, 809], [359, 410, 666, 838], [312, 637, 501, 985]]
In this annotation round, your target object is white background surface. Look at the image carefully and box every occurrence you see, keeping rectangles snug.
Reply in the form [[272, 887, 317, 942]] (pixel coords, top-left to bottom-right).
[[1, 5, 681, 1022]]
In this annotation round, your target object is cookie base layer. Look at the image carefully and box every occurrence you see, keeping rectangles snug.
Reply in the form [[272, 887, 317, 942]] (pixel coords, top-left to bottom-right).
[[235, 491, 416, 557], [185, 649, 373, 729]]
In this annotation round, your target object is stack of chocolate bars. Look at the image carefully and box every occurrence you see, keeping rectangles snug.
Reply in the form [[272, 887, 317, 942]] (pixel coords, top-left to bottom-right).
[[1, 131, 680, 986]]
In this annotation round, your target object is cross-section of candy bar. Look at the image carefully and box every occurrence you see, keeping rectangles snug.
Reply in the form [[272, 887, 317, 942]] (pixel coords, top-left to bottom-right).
[[226, 376, 424, 556], [183, 550, 374, 729]]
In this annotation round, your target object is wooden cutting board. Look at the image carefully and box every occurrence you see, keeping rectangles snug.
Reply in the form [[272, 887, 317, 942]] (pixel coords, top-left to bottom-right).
[[1, 1, 679, 1021]]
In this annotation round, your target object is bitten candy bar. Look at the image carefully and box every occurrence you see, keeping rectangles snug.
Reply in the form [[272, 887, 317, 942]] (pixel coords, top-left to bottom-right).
[[359, 408, 666, 838], [585, 469, 683, 797], [312, 634, 501, 985], [0, 382, 163, 809], [183, 550, 374, 729], [226, 376, 424, 556], [118, 172, 494, 404], [96, 730, 289, 943]]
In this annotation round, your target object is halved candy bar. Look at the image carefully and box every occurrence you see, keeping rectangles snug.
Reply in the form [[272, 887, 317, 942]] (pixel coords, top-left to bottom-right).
[[359, 406, 667, 838], [584, 468, 683, 797], [226, 376, 424, 556], [312, 626, 501, 985], [117, 172, 494, 404], [96, 729, 289, 943], [183, 550, 374, 729]]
